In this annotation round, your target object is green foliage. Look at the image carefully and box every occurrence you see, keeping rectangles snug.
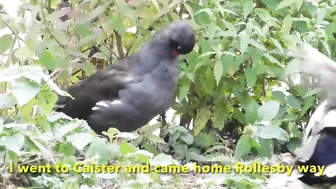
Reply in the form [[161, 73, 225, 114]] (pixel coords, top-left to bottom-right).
[[0, 0, 335, 188]]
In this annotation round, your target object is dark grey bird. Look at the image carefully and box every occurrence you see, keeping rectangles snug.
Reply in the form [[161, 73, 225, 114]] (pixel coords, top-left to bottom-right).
[[287, 43, 336, 189], [54, 20, 196, 134]]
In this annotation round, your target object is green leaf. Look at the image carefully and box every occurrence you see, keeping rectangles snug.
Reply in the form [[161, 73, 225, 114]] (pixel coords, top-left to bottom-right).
[[272, 91, 287, 104], [286, 138, 301, 155], [245, 67, 257, 88], [120, 140, 137, 155], [287, 95, 301, 109], [150, 154, 180, 166], [116, 0, 136, 22], [300, 96, 314, 117], [178, 78, 191, 101], [282, 15, 293, 35], [321, 40, 331, 58], [0, 34, 13, 54], [258, 100, 280, 121], [147, 135, 166, 144], [235, 134, 252, 158], [0, 66, 22, 82], [110, 13, 125, 36], [264, 54, 280, 65], [212, 101, 228, 130], [12, 79, 40, 107], [250, 40, 267, 52], [85, 137, 111, 163], [14, 46, 34, 60], [0, 134, 25, 155], [66, 133, 94, 150], [75, 5, 106, 25], [214, 60, 223, 86], [194, 106, 212, 136], [243, 0, 256, 19], [276, 0, 294, 10], [0, 93, 16, 109], [256, 138, 273, 157], [270, 37, 284, 55], [180, 133, 194, 145], [184, 3, 194, 19], [63, 143, 76, 156], [317, 8, 327, 24], [75, 23, 91, 37], [200, 66, 215, 95], [257, 125, 289, 142], [239, 31, 250, 53], [39, 49, 57, 70]]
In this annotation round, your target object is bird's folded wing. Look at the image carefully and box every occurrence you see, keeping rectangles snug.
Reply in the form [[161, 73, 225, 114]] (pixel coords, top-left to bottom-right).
[[54, 67, 141, 114]]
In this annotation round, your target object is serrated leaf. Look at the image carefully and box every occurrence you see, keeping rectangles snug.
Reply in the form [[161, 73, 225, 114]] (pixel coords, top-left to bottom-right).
[[239, 31, 250, 53], [75, 5, 106, 25], [212, 101, 228, 130], [264, 54, 280, 65], [178, 78, 191, 101], [243, 0, 256, 19], [194, 106, 212, 136], [245, 67, 257, 87], [258, 100, 280, 121], [221, 20, 237, 34], [270, 37, 284, 55], [214, 60, 223, 86], [0, 34, 13, 54], [116, 0, 136, 22], [184, 3, 194, 19], [12, 79, 40, 106], [85, 137, 110, 163], [66, 133, 94, 150], [250, 40, 267, 51], [276, 0, 294, 10], [198, 51, 216, 58]]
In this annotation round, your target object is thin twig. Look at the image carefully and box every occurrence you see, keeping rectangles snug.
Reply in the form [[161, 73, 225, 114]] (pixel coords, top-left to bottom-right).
[[115, 31, 124, 59]]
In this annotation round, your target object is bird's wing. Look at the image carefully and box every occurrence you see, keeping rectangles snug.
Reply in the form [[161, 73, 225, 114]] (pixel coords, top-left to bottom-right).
[[55, 62, 142, 120]]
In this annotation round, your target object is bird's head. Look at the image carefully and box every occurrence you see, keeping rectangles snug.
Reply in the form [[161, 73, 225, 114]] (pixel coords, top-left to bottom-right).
[[167, 20, 196, 57], [151, 20, 195, 58]]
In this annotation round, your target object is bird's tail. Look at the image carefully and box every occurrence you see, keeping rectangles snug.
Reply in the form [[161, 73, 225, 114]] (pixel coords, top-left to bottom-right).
[[286, 43, 336, 106]]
